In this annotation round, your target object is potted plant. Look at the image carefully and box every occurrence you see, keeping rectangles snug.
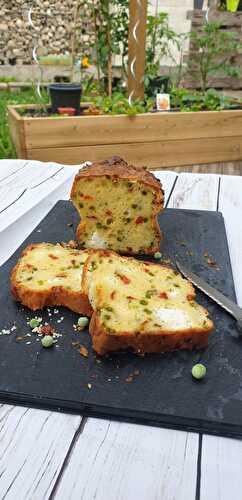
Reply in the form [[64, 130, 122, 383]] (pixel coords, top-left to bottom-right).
[[49, 84, 82, 114], [47, 2, 83, 115]]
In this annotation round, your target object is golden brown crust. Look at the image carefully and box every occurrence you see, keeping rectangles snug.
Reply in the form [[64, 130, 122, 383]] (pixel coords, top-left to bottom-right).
[[70, 156, 164, 200], [11, 244, 92, 315], [89, 311, 212, 356]]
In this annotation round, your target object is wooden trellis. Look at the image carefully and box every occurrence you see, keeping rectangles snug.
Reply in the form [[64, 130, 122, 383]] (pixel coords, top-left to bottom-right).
[[127, 0, 148, 101]]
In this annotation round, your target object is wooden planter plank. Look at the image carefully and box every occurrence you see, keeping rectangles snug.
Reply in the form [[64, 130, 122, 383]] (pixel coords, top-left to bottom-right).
[[7, 107, 26, 158], [21, 110, 242, 150], [26, 135, 242, 169], [8, 105, 242, 168]]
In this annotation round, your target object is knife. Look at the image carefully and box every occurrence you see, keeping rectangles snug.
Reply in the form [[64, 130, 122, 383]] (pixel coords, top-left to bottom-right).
[[176, 261, 242, 335]]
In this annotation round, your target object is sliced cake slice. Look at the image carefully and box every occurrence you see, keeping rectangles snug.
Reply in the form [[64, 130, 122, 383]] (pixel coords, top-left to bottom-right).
[[70, 156, 164, 255], [82, 250, 214, 355], [11, 243, 92, 315]]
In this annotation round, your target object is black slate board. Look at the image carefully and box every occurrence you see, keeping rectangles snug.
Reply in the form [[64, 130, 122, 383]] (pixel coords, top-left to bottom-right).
[[1, 201, 242, 438]]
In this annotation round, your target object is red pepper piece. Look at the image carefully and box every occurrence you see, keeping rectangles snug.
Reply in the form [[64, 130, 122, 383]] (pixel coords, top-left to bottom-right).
[[116, 273, 131, 284], [135, 216, 145, 224]]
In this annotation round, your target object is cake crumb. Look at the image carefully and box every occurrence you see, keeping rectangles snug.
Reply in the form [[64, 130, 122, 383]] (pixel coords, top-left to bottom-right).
[[204, 252, 220, 270], [79, 345, 89, 358]]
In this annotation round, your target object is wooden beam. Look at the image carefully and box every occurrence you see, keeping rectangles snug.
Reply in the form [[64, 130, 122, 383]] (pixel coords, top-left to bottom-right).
[[128, 0, 148, 101]]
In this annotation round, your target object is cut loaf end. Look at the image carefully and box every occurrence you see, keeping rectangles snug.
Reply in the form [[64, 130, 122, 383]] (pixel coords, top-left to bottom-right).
[[71, 157, 164, 255]]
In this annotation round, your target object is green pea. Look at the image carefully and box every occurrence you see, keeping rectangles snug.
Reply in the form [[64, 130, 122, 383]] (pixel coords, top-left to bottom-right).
[[78, 317, 89, 329], [192, 363, 206, 380], [41, 335, 54, 348], [29, 318, 41, 329], [154, 252, 162, 259]]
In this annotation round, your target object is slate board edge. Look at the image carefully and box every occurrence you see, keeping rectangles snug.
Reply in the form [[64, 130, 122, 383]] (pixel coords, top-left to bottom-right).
[[0, 391, 242, 439]]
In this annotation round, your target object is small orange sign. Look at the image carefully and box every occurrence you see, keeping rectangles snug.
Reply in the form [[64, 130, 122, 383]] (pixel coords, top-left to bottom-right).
[[156, 93, 170, 111]]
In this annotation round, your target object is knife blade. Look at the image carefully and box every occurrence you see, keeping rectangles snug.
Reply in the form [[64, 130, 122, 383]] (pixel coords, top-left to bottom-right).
[[176, 261, 242, 334]]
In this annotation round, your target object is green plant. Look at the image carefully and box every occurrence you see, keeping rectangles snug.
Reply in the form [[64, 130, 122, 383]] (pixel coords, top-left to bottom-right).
[[89, 91, 154, 115], [188, 22, 241, 91], [112, 0, 129, 79], [0, 88, 45, 159], [170, 87, 240, 112], [145, 12, 182, 89], [0, 77, 16, 83], [39, 55, 72, 66], [90, 0, 129, 95]]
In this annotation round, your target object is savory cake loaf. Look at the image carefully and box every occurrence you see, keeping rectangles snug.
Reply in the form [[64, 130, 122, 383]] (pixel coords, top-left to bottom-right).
[[11, 243, 92, 314], [71, 156, 164, 255], [82, 250, 214, 355]]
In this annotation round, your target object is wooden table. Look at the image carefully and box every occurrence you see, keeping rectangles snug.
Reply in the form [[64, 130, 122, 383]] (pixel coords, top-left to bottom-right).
[[0, 160, 241, 500]]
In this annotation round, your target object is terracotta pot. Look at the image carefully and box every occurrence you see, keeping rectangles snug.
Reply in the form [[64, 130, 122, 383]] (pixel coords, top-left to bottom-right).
[[57, 107, 76, 116]]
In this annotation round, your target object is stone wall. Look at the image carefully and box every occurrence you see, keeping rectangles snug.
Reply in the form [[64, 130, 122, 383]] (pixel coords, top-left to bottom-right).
[[0, 0, 92, 65], [0, 0, 193, 67]]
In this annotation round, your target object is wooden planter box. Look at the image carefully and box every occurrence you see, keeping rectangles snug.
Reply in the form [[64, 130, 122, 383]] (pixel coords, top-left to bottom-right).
[[8, 104, 242, 168]]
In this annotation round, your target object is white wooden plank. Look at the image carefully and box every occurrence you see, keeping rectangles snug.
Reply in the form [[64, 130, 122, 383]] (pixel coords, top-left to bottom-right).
[[168, 173, 219, 211], [0, 405, 81, 500], [0, 161, 80, 233], [0, 161, 62, 190], [201, 174, 242, 500], [168, 171, 224, 500], [0, 160, 28, 181], [200, 435, 242, 500], [151, 170, 177, 205], [55, 418, 198, 500], [0, 163, 84, 500], [218, 175, 242, 306]]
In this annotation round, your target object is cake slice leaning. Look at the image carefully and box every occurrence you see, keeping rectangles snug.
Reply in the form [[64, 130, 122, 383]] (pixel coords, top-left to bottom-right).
[[70, 156, 164, 255], [82, 250, 214, 355], [11, 243, 92, 315]]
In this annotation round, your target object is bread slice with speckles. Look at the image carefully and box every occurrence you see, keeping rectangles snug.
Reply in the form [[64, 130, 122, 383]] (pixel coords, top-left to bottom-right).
[[70, 156, 164, 255], [82, 250, 214, 355], [11, 243, 92, 315]]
